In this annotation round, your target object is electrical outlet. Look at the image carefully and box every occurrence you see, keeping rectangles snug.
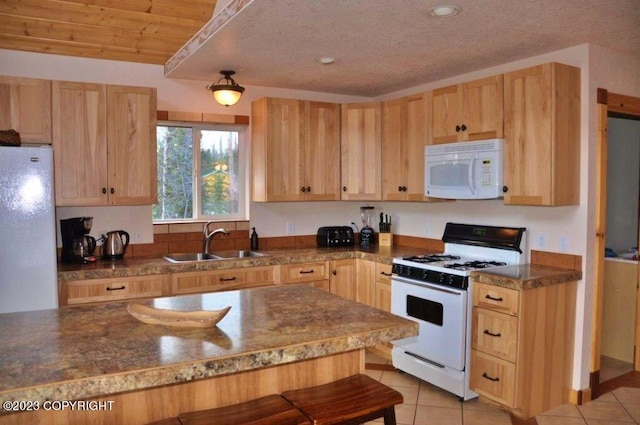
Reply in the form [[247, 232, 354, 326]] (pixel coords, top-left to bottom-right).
[[559, 236, 569, 253], [536, 233, 548, 250], [286, 221, 295, 235]]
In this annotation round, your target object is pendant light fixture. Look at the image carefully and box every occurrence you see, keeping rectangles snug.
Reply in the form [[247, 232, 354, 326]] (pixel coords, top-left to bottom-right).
[[206, 70, 245, 106]]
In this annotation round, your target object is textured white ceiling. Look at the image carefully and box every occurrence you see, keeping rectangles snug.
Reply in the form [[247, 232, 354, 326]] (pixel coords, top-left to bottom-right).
[[166, 0, 640, 97]]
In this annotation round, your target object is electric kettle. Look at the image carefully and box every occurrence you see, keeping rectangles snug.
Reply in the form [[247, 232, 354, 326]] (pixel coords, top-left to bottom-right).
[[101, 230, 130, 259]]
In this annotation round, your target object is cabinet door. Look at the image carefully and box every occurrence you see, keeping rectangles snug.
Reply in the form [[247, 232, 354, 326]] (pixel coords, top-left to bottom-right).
[[304, 101, 341, 200], [461, 75, 503, 141], [0, 76, 51, 143], [355, 259, 376, 307], [341, 102, 382, 200], [503, 63, 580, 206], [383, 93, 428, 201], [52, 81, 108, 206], [107, 85, 157, 205], [431, 84, 460, 144], [330, 259, 356, 301], [252, 97, 305, 201]]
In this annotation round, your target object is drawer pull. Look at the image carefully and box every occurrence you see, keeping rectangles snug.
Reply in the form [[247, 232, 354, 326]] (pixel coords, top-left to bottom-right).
[[482, 372, 500, 382], [485, 294, 504, 302], [380, 271, 392, 277], [106, 286, 126, 291], [219, 277, 237, 282], [299, 270, 315, 274], [483, 329, 502, 337]]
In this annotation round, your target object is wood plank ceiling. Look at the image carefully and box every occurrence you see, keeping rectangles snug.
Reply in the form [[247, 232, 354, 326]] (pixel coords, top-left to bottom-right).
[[0, 0, 217, 64]]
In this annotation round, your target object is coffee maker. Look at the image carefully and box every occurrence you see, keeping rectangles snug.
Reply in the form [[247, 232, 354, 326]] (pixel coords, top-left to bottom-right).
[[60, 217, 96, 263]]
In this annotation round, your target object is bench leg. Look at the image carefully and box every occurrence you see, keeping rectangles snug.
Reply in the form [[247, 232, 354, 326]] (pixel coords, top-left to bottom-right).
[[383, 406, 397, 425]]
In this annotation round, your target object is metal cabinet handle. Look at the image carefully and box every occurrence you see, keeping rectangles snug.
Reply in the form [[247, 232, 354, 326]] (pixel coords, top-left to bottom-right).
[[102, 187, 107, 194], [110, 188, 115, 194], [342, 186, 347, 192], [306, 186, 311, 192], [502, 185, 509, 193], [482, 373, 500, 382], [299, 270, 315, 274], [483, 329, 502, 337], [380, 271, 392, 277], [461, 124, 467, 131], [332, 270, 337, 275], [219, 277, 237, 282], [106, 286, 126, 291], [301, 187, 306, 192], [485, 294, 504, 302], [455, 125, 461, 132]]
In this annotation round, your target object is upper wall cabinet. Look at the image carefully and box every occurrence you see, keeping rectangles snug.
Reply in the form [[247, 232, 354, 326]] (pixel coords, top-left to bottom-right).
[[341, 102, 382, 200], [431, 75, 503, 145], [53, 82, 157, 206], [0, 76, 52, 143], [252, 97, 341, 202], [503, 63, 580, 206], [382, 93, 429, 201]]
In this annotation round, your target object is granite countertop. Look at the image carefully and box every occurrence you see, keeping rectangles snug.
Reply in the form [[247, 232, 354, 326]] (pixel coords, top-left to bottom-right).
[[471, 264, 583, 291], [57, 246, 431, 282], [0, 285, 417, 405]]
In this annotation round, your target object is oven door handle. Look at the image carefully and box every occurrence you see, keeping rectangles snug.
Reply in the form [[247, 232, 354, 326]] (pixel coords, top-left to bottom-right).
[[391, 276, 464, 296]]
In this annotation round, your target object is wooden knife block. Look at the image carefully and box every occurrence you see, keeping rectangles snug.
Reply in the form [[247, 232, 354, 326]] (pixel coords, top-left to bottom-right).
[[379, 233, 393, 247]]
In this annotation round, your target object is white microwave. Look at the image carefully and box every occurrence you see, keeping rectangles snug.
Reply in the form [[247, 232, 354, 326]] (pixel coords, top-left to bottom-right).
[[425, 139, 504, 199]]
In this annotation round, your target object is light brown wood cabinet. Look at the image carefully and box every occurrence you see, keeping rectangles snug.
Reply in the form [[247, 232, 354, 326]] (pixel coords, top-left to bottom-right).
[[172, 266, 277, 295], [355, 259, 376, 306], [503, 62, 580, 206], [430, 75, 503, 145], [382, 93, 429, 201], [52, 82, 157, 206], [280, 261, 329, 290], [329, 259, 356, 300], [0, 76, 52, 143], [470, 281, 577, 419], [60, 274, 169, 306], [251, 98, 341, 201], [340, 102, 382, 200]]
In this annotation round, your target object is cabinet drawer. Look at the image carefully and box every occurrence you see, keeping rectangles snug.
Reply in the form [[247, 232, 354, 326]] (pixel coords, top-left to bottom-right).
[[281, 262, 329, 283], [376, 263, 393, 284], [473, 282, 519, 316], [472, 307, 518, 362], [470, 350, 516, 407], [65, 275, 166, 305], [172, 266, 276, 295]]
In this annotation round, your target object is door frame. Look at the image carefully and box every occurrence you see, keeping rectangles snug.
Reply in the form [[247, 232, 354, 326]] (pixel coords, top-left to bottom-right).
[[592, 89, 640, 391]]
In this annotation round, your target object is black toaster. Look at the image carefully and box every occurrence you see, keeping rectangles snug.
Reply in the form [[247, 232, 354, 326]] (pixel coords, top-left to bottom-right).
[[317, 226, 355, 247]]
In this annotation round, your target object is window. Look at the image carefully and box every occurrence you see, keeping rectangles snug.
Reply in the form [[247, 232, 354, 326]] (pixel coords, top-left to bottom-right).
[[154, 122, 246, 221]]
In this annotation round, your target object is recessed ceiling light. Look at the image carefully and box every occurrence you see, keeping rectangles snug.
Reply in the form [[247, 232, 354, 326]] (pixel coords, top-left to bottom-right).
[[430, 4, 461, 17], [318, 57, 336, 65]]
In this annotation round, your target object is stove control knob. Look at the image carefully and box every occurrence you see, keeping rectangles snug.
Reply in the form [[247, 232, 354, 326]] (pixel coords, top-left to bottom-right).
[[438, 274, 445, 283], [422, 270, 429, 280], [448, 275, 454, 285]]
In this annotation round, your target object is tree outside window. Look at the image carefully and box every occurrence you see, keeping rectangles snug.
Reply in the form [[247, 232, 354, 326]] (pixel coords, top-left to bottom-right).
[[154, 123, 245, 221]]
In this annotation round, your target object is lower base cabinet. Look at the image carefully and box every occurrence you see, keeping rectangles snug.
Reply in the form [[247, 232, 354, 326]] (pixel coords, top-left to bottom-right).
[[280, 261, 330, 290], [172, 266, 277, 295], [470, 280, 577, 419], [60, 275, 169, 306], [330, 259, 356, 300]]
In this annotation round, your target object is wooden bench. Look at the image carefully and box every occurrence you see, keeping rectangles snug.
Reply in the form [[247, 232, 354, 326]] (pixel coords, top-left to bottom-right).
[[177, 394, 311, 425], [281, 374, 403, 425]]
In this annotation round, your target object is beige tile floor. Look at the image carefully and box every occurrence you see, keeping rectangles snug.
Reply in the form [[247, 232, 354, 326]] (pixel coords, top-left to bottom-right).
[[364, 352, 640, 425]]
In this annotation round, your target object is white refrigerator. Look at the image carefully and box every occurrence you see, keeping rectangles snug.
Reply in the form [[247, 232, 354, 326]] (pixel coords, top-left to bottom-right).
[[0, 145, 58, 313]]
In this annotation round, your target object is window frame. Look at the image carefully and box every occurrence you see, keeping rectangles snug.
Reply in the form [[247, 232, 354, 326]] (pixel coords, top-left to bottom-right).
[[154, 120, 248, 223]]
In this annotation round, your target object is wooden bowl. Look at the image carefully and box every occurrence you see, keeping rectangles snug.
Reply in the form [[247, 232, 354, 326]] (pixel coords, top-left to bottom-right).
[[127, 303, 231, 328]]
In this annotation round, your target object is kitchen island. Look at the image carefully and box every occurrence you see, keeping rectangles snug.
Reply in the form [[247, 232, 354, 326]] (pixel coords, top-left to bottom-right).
[[0, 284, 417, 425]]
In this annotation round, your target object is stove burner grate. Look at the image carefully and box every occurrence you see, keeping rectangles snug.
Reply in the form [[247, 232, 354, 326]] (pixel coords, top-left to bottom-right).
[[401, 254, 461, 263], [444, 260, 507, 270]]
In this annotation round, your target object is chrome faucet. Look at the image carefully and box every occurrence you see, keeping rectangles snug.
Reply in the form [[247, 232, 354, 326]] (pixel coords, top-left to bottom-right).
[[203, 222, 230, 254]]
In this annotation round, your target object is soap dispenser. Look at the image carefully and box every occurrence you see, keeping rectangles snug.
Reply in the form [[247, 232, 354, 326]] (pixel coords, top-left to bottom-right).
[[250, 227, 259, 250]]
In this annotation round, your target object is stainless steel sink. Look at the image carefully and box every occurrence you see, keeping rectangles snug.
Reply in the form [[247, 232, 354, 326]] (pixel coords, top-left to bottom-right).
[[164, 253, 223, 263], [164, 250, 267, 263], [211, 250, 267, 259]]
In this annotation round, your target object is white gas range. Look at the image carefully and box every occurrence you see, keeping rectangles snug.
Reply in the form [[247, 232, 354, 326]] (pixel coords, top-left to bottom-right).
[[391, 223, 526, 400]]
